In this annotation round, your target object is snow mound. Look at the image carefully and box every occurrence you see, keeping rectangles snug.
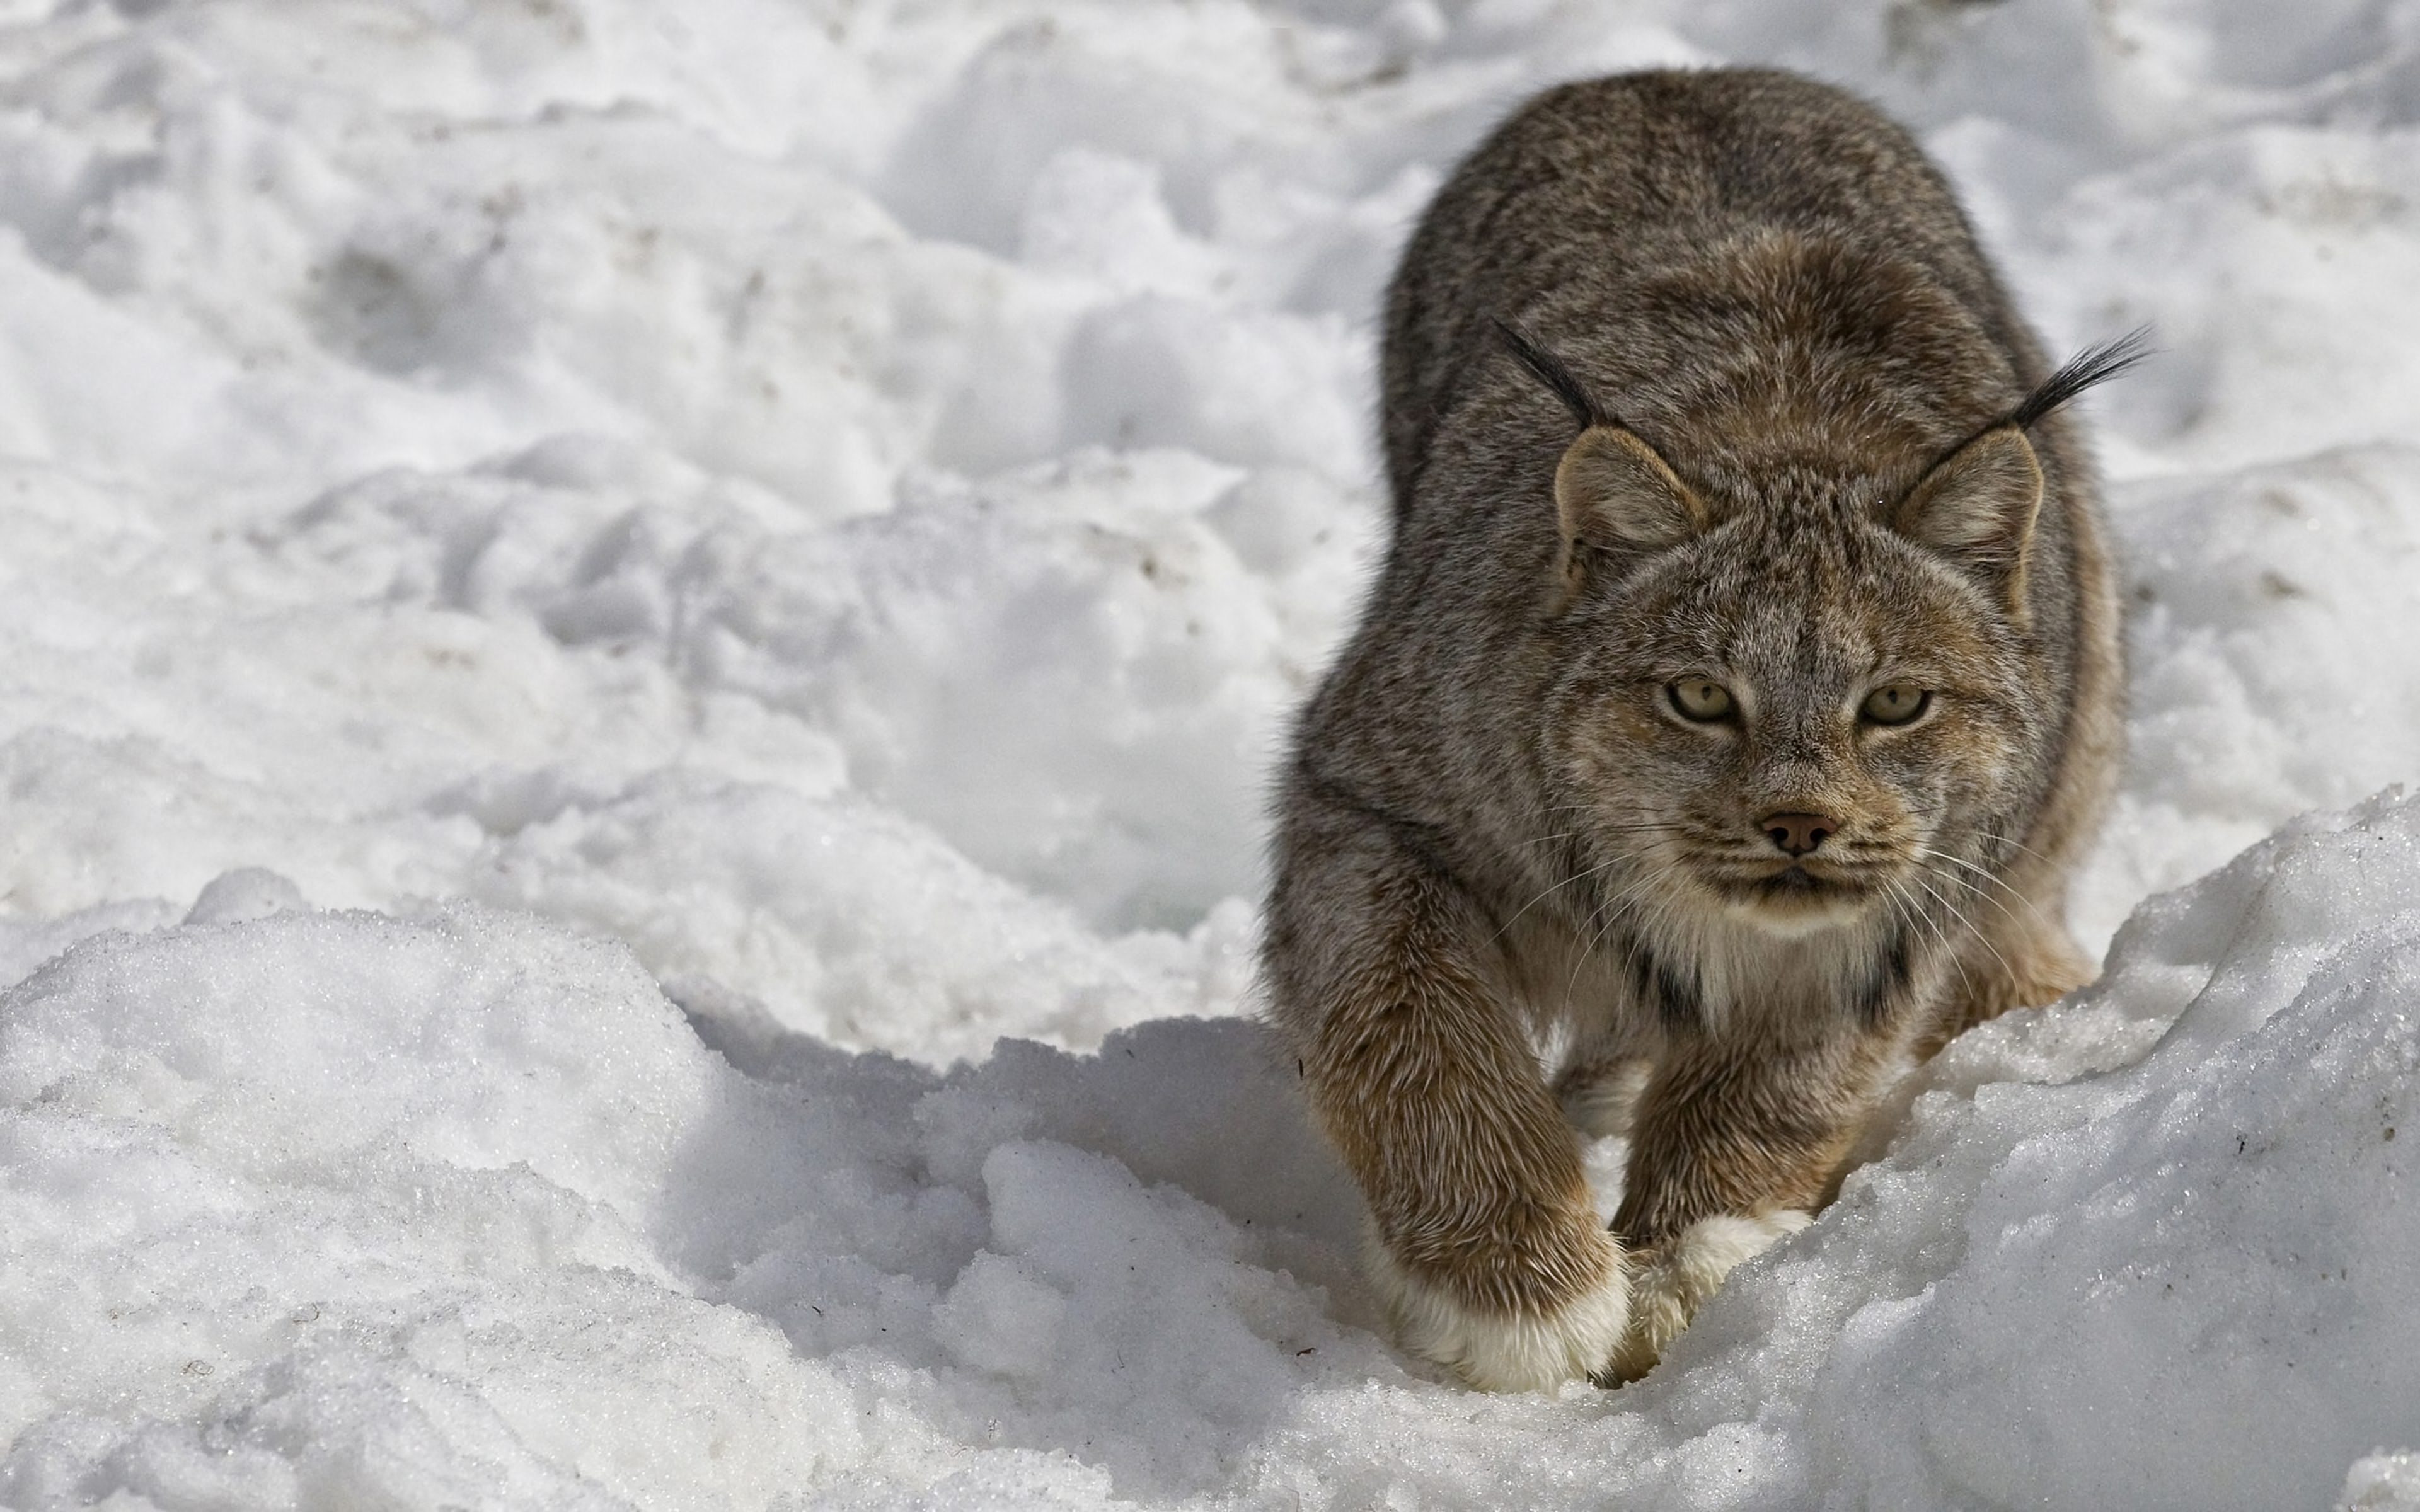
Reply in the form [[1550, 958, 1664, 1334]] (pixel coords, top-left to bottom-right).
[[5, 794, 2417, 1508]]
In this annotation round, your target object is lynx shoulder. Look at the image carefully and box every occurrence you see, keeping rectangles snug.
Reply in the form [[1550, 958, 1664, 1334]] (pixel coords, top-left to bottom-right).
[[1262, 67, 2129, 1391]]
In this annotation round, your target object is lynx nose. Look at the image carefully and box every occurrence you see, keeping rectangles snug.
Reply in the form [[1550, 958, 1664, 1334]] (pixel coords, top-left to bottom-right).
[[1761, 812, 1836, 857]]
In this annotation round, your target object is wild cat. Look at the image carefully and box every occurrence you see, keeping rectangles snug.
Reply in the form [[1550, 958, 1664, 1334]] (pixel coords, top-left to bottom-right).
[[1262, 67, 2132, 1390]]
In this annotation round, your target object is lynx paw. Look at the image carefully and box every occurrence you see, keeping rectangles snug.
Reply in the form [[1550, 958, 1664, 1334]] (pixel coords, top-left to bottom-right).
[[1364, 1225, 1630, 1392], [1599, 1209, 1810, 1385]]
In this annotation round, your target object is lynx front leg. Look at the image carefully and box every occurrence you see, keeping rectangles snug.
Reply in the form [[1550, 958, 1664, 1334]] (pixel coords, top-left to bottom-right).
[[1266, 824, 1628, 1391], [1599, 1031, 1894, 1382]]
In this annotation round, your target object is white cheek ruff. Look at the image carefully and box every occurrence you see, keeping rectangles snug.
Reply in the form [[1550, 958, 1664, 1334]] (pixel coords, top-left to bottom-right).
[[1364, 1221, 1632, 1392]]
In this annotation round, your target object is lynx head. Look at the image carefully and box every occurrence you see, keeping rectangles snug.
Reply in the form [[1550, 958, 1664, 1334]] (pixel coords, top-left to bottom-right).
[[1500, 322, 2144, 937]]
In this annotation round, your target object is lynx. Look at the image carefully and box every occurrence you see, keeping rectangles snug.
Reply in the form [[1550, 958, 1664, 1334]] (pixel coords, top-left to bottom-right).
[[1263, 68, 2129, 1390]]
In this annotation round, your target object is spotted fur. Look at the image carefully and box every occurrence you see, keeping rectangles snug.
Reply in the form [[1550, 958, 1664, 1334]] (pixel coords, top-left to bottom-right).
[[1264, 68, 2126, 1389]]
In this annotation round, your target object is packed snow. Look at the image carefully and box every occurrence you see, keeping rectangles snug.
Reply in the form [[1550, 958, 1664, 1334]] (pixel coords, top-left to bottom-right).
[[1, 0, 2417, 1507]]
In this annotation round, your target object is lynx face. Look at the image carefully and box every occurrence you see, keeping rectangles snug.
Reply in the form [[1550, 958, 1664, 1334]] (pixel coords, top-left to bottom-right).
[[1546, 500, 2042, 940]]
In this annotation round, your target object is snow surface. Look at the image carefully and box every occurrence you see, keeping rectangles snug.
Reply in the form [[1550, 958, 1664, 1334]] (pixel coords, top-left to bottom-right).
[[1, 0, 2417, 1507]]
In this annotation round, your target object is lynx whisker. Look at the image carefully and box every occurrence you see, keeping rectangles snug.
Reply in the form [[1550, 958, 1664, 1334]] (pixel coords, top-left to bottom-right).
[[1489, 849, 1640, 944], [1886, 873, 1976, 1004], [1916, 845, 2051, 931], [1560, 859, 1683, 1013], [1910, 871, 2020, 989]]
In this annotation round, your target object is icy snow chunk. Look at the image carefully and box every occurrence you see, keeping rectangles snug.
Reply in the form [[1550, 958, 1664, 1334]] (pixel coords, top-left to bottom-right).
[[0, 903, 713, 1205], [182, 867, 306, 926], [0, 233, 233, 471], [466, 772, 1237, 1063], [1020, 147, 1233, 299], [2346, 1452, 2420, 1512], [935, 1250, 1070, 1377], [880, 6, 1352, 255], [1059, 294, 1369, 471]]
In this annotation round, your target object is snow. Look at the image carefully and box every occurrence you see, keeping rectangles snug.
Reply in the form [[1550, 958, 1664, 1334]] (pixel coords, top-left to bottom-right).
[[0, 0, 2416, 1506]]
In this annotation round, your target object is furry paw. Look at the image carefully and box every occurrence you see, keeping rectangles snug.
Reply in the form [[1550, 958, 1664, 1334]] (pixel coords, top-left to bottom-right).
[[1598, 1209, 1810, 1385], [1364, 1224, 1631, 1392]]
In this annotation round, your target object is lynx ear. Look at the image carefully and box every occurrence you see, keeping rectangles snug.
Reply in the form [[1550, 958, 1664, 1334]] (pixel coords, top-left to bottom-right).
[[1893, 425, 2043, 617], [1551, 425, 1707, 602]]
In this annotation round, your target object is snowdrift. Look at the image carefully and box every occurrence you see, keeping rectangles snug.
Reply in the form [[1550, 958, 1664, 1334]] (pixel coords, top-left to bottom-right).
[[7, 786, 2418, 1508]]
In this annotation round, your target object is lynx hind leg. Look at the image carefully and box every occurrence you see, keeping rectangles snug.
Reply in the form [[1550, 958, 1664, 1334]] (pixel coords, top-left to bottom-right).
[[1267, 820, 1629, 1390], [1554, 1053, 1654, 1140]]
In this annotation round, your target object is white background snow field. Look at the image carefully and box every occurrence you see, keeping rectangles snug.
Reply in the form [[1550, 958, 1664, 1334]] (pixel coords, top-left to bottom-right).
[[1, 1, 2418, 1508]]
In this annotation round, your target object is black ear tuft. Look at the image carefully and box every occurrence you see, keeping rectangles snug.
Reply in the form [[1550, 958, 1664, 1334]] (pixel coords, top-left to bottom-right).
[[2003, 327, 2154, 433], [1493, 317, 1608, 432]]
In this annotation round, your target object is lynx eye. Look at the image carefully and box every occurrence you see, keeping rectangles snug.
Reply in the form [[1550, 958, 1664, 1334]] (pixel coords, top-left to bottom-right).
[[1668, 677, 1736, 722], [1861, 684, 1931, 726]]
